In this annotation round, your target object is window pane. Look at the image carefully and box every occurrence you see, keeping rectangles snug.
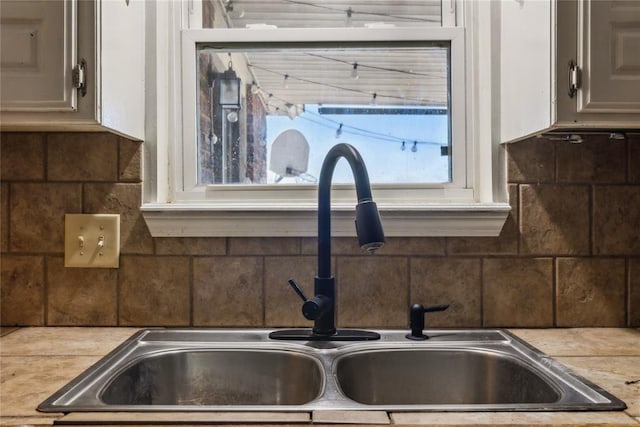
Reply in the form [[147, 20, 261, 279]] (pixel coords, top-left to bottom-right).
[[197, 43, 450, 185], [204, 1, 444, 29]]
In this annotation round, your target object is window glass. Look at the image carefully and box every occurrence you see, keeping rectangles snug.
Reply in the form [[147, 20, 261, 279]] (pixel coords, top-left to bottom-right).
[[196, 43, 451, 185], [204, 0, 443, 29]]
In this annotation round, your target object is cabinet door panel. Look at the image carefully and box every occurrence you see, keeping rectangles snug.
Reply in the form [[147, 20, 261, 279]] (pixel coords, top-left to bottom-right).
[[0, 0, 76, 111], [578, 0, 640, 113]]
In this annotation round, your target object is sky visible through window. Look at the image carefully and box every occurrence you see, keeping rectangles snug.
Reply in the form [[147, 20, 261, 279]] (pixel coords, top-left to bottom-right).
[[266, 104, 450, 184]]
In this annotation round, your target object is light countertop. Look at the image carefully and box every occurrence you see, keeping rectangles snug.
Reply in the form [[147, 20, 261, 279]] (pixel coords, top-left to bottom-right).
[[1, 327, 638, 426]]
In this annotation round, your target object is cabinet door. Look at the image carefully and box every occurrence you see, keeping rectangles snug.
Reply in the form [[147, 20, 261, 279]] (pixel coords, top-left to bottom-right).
[[577, 0, 640, 114], [0, 0, 77, 111], [99, 0, 145, 140]]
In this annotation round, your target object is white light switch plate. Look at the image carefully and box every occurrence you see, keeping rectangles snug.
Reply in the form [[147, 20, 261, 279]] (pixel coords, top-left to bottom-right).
[[65, 214, 120, 268]]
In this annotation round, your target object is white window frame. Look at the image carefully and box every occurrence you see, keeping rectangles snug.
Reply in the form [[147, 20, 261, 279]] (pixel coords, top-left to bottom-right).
[[142, 0, 510, 237]]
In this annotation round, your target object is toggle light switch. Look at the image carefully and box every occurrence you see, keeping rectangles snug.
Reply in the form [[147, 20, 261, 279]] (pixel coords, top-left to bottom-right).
[[64, 214, 120, 268]]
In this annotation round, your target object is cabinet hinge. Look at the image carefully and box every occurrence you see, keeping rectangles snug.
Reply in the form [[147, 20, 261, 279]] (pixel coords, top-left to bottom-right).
[[568, 60, 581, 98], [72, 59, 87, 97]]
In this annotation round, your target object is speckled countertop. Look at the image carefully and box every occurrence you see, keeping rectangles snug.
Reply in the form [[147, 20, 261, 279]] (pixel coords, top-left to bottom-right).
[[1, 327, 638, 426]]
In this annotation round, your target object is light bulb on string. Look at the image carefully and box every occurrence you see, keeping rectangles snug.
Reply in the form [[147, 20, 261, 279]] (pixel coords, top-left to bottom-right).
[[266, 93, 274, 112], [224, 0, 245, 19], [335, 123, 343, 139], [250, 82, 260, 95], [209, 131, 218, 145], [286, 104, 298, 120], [401, 141, 406, 151], [411, 141, 418, 153], [345, 7, 353, 26], [351, 63, 359, 80], [282, 74, 290, 89], [370, 93, 377, 105]]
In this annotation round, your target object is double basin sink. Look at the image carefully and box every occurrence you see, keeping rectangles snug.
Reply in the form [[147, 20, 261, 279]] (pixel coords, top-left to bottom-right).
[[38, 329, 626, 412]]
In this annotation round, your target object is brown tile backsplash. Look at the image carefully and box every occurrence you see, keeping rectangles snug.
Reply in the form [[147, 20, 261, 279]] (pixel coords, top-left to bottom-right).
[[378, 237, 446, 256], [629, 257, 639, 327], [520, 184, 590, 255], [506, 137, 555, 183], [482, 258, 554, 327], [1, 131, 638, 328], [336, 256, 408, 328], [47, 133, 118, 182], [628, 135, 640, 183], [1, 256, 45, 325], [410, 258, 482, 327], [556, 135, 626, 183], [10, 183, 82, 253], [0, 133, 45, 181], [556, 257, 626, 327], [155, 237, 226, 255], [193, 257, 264, 327], [593, 186, 640, 255], [302, 236, 447, 256], [46, 257, 117, 326], [1, 182, 8, 252], [118, 138, 143, 182], [118, 256, 190, 326], [229, 237, 300, 255]]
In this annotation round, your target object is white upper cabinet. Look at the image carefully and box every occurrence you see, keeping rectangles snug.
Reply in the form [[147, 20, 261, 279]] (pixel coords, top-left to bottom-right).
[[565, 0, 640, 117], [0, 0, 145, 140], [0, 1, 76, 112], [500, 0, 640, 143]]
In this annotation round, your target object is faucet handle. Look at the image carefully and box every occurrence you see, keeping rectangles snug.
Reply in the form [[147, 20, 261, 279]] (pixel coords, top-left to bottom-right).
[[406, 303, 449, 340], [287, 279, 309, 302], [287, 279, 332, 321]]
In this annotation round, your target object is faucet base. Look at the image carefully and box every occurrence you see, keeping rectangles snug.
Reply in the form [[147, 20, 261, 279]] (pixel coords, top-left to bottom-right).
[[269, 329, 380, 341]]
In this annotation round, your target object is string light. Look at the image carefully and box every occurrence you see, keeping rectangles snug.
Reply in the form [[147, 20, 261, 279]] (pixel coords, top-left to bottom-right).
[[266, 92, 274, 111], [231, 51, 447, 110], [306, 53, 446, 79], [286, 103, 300, 119], [248, 63, 433, 104], [345, 7, 353, 26], [278, 0, 440, 23], [351, 63, 359, 80], [335, 123, 343, 138], [401, 141, 406, 151], [411, 141, 418, 152], [300, 106, 443, 148], [224, 0, 245, 19]]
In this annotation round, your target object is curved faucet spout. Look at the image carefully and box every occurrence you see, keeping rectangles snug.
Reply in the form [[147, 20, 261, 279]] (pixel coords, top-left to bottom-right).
[[313, 143, 385, 336], [317, 143, 385, 278], [318, 143, 374, 206]]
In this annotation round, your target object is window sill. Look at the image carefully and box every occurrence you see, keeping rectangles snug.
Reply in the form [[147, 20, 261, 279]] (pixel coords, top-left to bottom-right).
[[141, 202, 511, 237]]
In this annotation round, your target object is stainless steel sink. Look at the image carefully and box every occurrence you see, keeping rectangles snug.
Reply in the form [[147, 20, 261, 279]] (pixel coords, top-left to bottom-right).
[[38, 329, 627, 412], [101, 349, 323, 406], [335, 348, 560, 405]]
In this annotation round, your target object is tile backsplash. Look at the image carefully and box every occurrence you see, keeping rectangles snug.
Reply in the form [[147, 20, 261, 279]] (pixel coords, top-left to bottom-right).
[[1, 132, 638, 328]]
